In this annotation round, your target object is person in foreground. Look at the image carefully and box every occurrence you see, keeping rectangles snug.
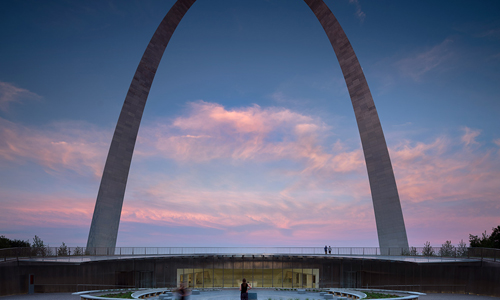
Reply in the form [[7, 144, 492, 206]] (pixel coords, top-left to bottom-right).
[[240, 278, 251, 300], [176, 282, 190, 300]]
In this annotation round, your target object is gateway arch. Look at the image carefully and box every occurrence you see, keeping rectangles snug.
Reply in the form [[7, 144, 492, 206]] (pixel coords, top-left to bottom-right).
[[87, 0, 409, 251]]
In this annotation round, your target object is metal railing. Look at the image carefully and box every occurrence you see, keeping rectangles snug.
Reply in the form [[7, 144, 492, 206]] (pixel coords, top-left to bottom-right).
[[2, 246, 496, 262], [468, 247, 499, 262]]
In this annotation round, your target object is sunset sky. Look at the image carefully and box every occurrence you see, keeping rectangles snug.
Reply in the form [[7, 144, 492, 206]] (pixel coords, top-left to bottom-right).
[[1, 0, 499, 248]]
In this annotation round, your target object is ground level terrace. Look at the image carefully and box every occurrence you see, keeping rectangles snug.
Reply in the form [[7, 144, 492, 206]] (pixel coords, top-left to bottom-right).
[[1, 254, 499, 297]]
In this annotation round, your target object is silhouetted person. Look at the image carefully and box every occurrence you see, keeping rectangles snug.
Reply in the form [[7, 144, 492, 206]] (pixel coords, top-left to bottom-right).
[[176, 282, 190, 300], [240, 278, 251, 300], [324, 245, 327, 254]]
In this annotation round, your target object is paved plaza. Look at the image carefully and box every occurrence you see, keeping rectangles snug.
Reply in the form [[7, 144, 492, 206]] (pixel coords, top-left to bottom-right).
[[1, 290, 499, 300]]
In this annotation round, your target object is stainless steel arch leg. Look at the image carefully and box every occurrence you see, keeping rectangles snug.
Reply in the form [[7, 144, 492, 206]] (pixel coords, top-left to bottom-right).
[[86, 0, 196, 249], [304, 0, 409, 250]]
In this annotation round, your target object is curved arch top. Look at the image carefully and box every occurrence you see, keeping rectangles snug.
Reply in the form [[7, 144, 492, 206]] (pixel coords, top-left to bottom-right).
[[87, 0, 409, 250]]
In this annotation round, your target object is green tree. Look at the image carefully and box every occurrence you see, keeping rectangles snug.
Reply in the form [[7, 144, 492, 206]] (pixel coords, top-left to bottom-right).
[[0, 236, 30, 249], [490, 226, 500, 248], [10, 239, 30, 247], [469, 231, 491, 248], [0, 235, 11, 249], [402, 247, 418, 256], [439, 240, 456, 257], [422, 241, 435, 256], [457, 239, 468, 257], [57, 242, 68, 256], [31, 235, 47, 256], [469, 225, 500, 249], [73, 246, 84, 256]]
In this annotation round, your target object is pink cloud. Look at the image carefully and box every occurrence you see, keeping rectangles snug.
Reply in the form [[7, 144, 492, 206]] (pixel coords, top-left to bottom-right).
[[128, 109, 500, 246], [118, 178, 377, 246], [1, 102, 499, 247], [0, 190, 96, 246], [138, 101, 364, 175], [390, 131, 500, 246], [172, 102, 314, 134], [391, 134, 498, 205], [0, 117, 109, 177], [461, 126, 481, 146]]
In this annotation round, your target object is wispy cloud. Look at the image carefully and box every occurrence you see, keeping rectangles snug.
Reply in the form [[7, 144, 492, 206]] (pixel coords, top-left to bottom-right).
[[0, 117, 110, 177], [117, 170, 376, 246], [348, 0, 366, 24], [122, 126, 500, 246], [396, 39, 454, 81], [0, 81, 42, 112], [1, 191, 93, 228], [477, 28, 500, 40], [1, 103, 499, 247], [139, 101, 339, 165], [130, 106, 500, 246], [461, 126, 481, 147]]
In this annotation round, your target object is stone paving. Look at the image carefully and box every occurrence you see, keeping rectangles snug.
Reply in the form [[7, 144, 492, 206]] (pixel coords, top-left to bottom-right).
[[1, 290, 499, 300]]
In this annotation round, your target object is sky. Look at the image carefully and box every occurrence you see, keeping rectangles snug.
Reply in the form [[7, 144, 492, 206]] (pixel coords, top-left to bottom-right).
[[1, 0, 499, 248]]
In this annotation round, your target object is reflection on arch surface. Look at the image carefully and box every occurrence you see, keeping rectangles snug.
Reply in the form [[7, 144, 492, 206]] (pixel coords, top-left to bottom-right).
[[86, 0, 409, 251]]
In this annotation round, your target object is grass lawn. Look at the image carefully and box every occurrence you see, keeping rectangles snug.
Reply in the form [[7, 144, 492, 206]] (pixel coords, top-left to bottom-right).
[[364, 291, 400, 299], [99, 291, 135, 299]]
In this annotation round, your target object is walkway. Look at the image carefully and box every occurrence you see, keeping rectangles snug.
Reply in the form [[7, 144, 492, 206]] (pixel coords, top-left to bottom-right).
[[1, 291, 499, 300]]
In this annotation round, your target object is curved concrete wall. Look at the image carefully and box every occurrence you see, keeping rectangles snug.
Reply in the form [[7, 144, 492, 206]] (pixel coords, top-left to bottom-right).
[[3, 256, 498, 296], [87, 0, 408, 250]]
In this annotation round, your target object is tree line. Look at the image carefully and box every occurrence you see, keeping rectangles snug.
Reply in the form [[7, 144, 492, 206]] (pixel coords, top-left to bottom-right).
[[0, 235, 83, 256], [469, 225, 500, 248], [1, 225, 499, 252]]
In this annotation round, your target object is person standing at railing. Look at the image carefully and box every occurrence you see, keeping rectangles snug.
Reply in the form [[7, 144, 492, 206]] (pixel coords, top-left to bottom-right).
[[324, 245, 327, 254], [328, 245, 332, 254], [240, 278, 251, 300]]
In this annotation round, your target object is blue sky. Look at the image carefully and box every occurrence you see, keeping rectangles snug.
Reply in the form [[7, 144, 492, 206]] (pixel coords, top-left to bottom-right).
[[1, 0, 499, 248]]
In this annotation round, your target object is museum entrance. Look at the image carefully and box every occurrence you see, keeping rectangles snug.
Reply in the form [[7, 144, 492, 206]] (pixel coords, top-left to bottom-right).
[[177, 268, 319, 288]]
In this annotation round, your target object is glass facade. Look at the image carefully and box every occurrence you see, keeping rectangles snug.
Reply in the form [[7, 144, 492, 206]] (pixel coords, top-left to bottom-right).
[[177, 267, 319, 288]]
